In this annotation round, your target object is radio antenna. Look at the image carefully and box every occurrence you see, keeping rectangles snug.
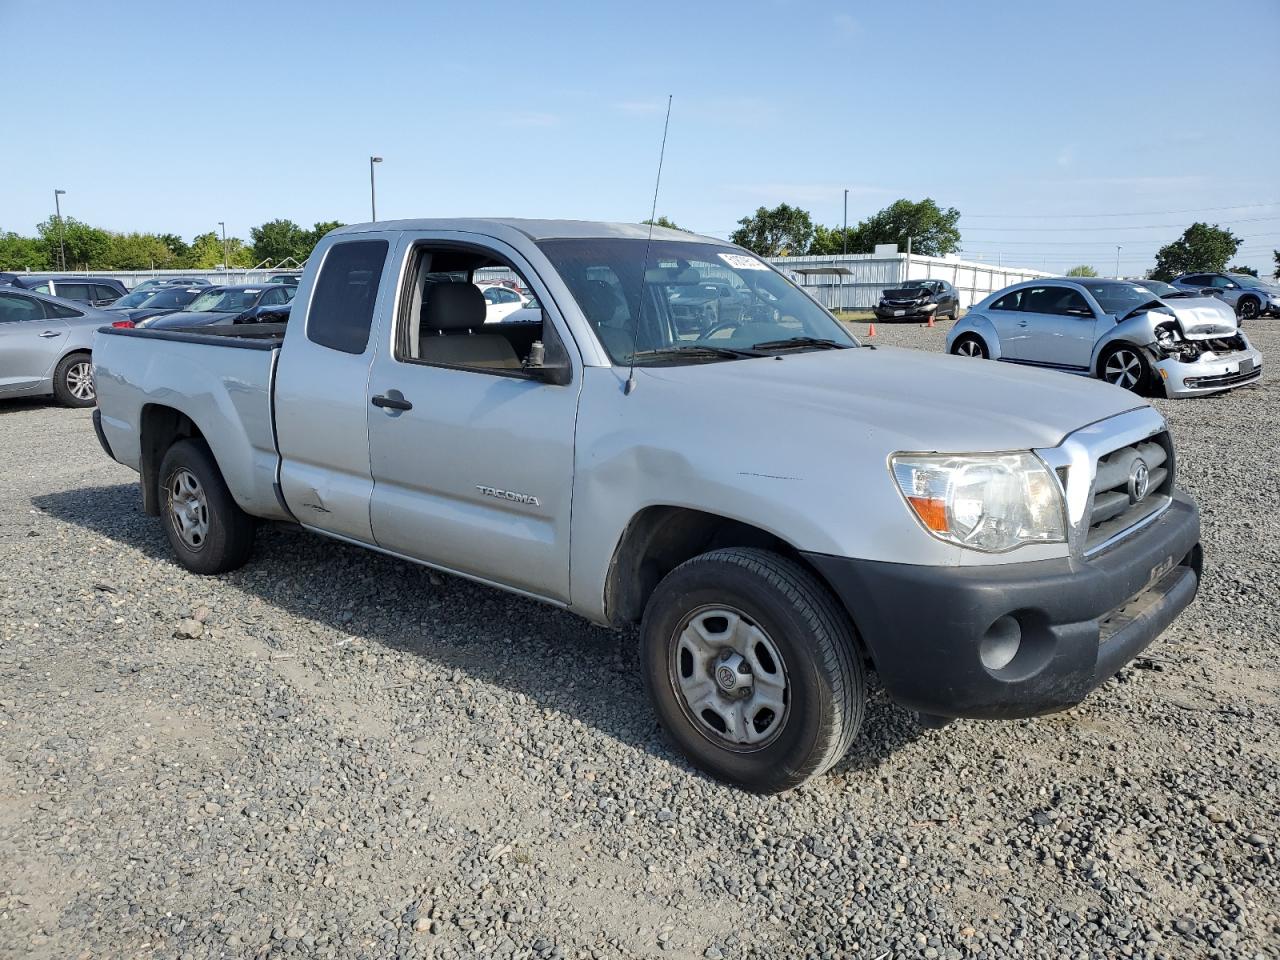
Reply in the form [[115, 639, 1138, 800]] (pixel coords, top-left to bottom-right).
[[625, 93, 672, 396]]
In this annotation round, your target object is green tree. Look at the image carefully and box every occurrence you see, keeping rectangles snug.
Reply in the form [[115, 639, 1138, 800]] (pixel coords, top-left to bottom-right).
[[250, 219, 308, 265], [1274, 249, 1279, 279], [848, 198, 961, 257], [1150, 223, 1241, 281], [35, 216, 112, 270], [1227, 264, 1257, 277], [108, 232, 177, 270], [187, 231, 254, 269], [730, 204, 815, 257], [301, 221, 343, 261], [642, 216, 687, 232], [1066, 264, 1098, 277], [0, 231, 51, 271], [806, 224, 859, 256], [158, 233, 191, 264]]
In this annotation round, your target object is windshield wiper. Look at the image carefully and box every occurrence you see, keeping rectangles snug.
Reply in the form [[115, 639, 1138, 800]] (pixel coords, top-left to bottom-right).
[[629, 344, 764, 363], [750, 336, 852, 352]]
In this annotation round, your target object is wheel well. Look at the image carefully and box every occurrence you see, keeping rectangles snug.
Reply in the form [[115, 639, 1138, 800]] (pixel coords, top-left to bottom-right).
[[604, 506, 831, 627], [138, 405, 204, 516]]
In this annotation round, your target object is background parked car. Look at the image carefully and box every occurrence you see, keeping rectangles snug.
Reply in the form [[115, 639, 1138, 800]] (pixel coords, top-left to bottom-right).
[[947, 277, 1259, 398], [1128, 278, 1200, 300], [102, 286, 207, 326], [140, 284, 295, 329], [267, 274, 301, 286], [1171, 272, 1280, 320], [476, 282, 528, 323], [128, 277, 214, 295], [0, 287, 113, 406], [874, 279, 960, 321], [3, 276, 126, 306]]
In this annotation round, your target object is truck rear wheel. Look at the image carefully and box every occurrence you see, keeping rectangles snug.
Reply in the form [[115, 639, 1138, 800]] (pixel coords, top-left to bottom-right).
[[158, 439, 255, 574], [640, 548, 864, 793]]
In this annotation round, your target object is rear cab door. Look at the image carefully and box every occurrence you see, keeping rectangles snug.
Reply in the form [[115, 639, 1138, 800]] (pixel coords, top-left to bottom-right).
[[274, 234, 395, 543], [364, 230, 583, 602]]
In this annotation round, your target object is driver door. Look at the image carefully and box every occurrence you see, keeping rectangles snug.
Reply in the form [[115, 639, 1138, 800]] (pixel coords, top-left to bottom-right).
[[1021, 285, 1098, 369]]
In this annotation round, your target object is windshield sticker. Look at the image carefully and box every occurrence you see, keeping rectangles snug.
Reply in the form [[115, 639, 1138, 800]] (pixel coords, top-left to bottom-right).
[[718, 253, 768, 271]]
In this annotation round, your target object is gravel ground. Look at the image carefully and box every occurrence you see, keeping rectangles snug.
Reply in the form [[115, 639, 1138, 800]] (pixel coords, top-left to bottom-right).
[[1, 321, 1277, 960]]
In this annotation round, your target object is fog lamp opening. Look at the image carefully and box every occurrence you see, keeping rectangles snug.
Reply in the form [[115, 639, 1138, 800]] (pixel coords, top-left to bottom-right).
[[980, 615, 1022, 672]]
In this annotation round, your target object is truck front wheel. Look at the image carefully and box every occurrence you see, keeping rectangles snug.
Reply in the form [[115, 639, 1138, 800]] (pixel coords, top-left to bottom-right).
[[640, 548, 864, 792], [158, 439, 255, 575]]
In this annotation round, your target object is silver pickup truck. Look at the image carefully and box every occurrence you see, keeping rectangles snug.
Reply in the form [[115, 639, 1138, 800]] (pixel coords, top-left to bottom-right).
[[92, 220, 1203, 792]]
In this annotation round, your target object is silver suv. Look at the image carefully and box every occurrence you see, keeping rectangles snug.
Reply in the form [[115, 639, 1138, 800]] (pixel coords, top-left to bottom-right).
[[1170, 272, 1280, 320]]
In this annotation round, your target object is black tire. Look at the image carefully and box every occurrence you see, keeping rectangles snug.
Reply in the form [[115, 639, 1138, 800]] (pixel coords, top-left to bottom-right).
[[1237, 296, 1259, 322], [1098, 343, 1153, 395], [639, 547, 864, 793], [158, 438, 255, 574], [949, 333, 988, 359], [52, 352, 95, 407]]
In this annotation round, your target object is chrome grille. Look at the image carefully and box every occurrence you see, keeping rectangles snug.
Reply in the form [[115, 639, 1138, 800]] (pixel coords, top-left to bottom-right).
[[1085, 433, 1173, 554]]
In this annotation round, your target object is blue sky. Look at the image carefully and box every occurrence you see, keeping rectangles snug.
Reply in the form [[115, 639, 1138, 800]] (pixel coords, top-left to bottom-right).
[[2, 0, 1277, 275]]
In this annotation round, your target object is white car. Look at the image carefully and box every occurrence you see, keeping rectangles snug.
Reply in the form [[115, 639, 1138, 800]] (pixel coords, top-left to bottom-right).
[[476, 283, 528, 323]]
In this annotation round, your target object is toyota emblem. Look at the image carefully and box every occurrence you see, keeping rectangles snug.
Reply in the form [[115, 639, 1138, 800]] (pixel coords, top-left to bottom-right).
[[716, 665, 738, 691], [1128, 459, 1151, 504]]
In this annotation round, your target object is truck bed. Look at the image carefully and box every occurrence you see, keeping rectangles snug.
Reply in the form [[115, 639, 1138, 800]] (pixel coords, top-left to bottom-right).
[[92, 324, 291, 521]]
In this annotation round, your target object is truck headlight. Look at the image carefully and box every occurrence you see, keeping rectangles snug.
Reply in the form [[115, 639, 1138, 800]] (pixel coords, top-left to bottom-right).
[[890, 453, 1067, 552]]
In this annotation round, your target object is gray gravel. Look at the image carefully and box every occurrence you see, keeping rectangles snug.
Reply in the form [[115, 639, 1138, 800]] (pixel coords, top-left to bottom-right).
[[1, 320, 1278, 960]]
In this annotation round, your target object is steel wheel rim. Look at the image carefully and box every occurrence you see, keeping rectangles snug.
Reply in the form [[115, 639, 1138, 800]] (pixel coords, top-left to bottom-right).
[[957, 339, 982, 357], [1104, 350, 1141, 388], [668, 605, 790, 752], [66, 361, 95, 401], [167, 468, 209, 550]]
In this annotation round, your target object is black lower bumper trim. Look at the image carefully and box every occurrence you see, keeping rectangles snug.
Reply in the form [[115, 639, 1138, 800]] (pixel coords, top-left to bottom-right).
[[804, 492, 1202, 720], [91, 407, 115, 461]]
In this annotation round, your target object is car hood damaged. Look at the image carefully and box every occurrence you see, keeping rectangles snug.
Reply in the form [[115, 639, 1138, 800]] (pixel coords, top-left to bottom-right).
[[1126, 297, 1239, 340]]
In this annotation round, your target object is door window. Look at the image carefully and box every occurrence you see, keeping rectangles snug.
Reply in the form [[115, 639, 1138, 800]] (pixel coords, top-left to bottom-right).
[[1207, 275, 1234, 289], [306, 239, 389, 354], [0, 293, 45, 323], [397, 245, 560, 377], [55, 282, 93, 301], [990, 290, 1024, 311], [42, 300, 84, 319], [1182, 274, 1207, 286], [1022, 286, 1089, 316], [92, 284, 120, 302]]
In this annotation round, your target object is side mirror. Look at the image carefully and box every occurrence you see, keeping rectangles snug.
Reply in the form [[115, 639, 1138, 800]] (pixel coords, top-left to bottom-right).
[[525, 311, 573, 385]]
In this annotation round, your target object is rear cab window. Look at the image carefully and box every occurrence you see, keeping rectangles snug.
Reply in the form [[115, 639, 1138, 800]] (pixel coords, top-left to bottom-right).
[[306, 240, 389, 354]]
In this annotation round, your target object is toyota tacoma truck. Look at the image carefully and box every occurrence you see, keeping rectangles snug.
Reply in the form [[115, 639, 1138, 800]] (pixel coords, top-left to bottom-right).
[[91, 220, 1202, 792]]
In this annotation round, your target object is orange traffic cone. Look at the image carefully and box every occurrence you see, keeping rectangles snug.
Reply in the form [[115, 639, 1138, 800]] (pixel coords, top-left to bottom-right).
[[867, 322, 877, 337], [926, 314, 936, 328]]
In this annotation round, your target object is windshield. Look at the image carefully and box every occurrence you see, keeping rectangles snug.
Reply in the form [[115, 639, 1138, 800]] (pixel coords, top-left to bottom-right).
[[536, 238, 856, 364], [114, 289, 157, 308], [894, 280, 936, 290], [1133, 279, 1179, 297], [188, 289, 260, 312], [1080, 281, 1159, 316], [139, 287, 200, 309]]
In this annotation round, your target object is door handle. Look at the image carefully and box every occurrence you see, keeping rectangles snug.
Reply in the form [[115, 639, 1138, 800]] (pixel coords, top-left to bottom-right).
[[371, 394, 412, 411], [1017, 321, 1029, 327], [38, 330, 62, 338]]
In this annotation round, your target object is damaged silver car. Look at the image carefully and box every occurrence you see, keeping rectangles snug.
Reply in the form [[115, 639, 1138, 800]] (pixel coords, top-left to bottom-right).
[[946, 278, 1261, 398]]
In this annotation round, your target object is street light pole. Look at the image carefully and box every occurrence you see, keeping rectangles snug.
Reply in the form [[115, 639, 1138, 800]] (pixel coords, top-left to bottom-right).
[[218, 221, 228, 272], [53, 189, 67, 270], [369, 156, 383, 222], [842, 188, 848, 257], [1116, 245, 1122, 278]]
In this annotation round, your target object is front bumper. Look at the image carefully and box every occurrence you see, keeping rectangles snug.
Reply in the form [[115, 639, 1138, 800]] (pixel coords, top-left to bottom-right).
[[1156, 347, 1262, 397], [874, 302, 937, 320], [804, 491, 1201, 720]]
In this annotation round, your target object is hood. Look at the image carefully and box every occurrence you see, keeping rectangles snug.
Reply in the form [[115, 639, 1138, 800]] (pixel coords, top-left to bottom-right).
[[882, 287, 929, 300], [1148, 297, 1238, 339], [638, 345, 1144, 453], [111, 307, 177, 323]]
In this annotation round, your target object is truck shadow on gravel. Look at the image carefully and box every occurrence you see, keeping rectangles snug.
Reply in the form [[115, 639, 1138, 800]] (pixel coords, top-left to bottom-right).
[[32, 482, 925, 782]]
